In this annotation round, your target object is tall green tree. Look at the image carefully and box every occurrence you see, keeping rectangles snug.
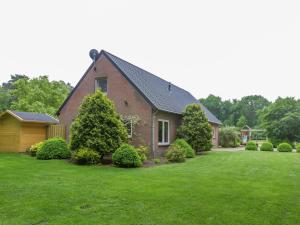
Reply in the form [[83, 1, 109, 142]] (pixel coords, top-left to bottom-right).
[[200, 95, 270, 127], [70, 90, 128, 156], [200, 95, 223, 120], [177, 104, 212, 151], [236, 115, 247, 128], [259, 97, 300, 145], [9, 76, 72, 115], [237, 95, 270, 127]]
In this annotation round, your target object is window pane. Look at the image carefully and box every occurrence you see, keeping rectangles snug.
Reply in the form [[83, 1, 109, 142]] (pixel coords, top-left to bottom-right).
[[95, 78, 107, 93], [158, 121, 163, 143], [164, 121, 169, 143], [125, 120, 132, 138]]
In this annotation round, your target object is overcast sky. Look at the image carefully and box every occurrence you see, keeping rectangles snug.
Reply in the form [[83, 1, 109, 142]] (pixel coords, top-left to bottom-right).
[[0, 0, 299, 101]]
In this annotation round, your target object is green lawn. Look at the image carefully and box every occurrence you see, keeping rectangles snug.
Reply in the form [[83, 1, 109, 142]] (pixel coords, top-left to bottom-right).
[[1, 151, 300, 225]]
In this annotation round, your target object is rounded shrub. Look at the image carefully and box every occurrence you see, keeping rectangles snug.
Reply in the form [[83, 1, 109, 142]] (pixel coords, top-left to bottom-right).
[[37, 138, 71, 160], [173, 139, 195, 158], [165, 144, 186, 163], [27, 141, 44, 156], [136, 146, 149, 162], [296, 144, 300, 153], [112, 144, 142, 168], [277, 143, 293, 152], [72, 148, 101, 165], [245, 141, 258, 151], [260, 142, 273, 151], [219, 127, 240, 148]]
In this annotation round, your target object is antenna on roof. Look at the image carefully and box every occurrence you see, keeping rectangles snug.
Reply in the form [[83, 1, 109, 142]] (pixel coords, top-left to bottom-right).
[[168, 82, 172, 93], [89, 49, 99, 72]]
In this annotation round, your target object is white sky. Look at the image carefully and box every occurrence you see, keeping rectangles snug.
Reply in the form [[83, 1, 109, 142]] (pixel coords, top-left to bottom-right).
[[0, 0, 299, 101]]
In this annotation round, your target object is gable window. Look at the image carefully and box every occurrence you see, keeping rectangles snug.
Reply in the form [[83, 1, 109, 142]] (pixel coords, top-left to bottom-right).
[[125, 119, 133, 138], [95, 77, 107, 94], [158, 119, 169, 145]]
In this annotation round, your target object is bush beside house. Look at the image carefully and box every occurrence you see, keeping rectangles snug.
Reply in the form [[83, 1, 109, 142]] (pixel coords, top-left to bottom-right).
[[36, 138, 71, 160], [27, 141, 44, 156], [177, 104, 213, 152], [173, 139, 195, 158], [136, 146, 149, 162], [69, 91, 127, 158], [165, 143, 186, 163], [72, 148, 101, 165], [112, 144, 142, 168]]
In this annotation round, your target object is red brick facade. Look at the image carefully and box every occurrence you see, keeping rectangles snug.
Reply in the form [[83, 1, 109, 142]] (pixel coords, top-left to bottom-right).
[[58, 54, 219, 156]]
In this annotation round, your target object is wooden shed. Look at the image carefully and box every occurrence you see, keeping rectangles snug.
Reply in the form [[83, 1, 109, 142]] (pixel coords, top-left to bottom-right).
[[0, 110, 59, 152]]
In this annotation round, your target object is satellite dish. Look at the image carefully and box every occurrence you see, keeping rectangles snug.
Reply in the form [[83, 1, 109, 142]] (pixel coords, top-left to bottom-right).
[[89, 49, 98, 60]]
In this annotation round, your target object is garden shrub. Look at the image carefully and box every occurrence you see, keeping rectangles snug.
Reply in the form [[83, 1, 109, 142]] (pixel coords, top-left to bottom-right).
[[165, 144, 186, 163], [177, 104, 212, 152], [153, 158, 160, 164], [70, 90, 128, 156], [219, 127, 240, 148], [245, 141, 258, 151], [173, 139, 195, 158], [277, 143, 293, 152], [136, 145, 149, 162], [27, 141, 44, 156], [260, 142, 273, 151], [112, 144, 142, 168], [36, 138, 71, 160], [296, 144, 300, 153], [72, 148, 101, 165]]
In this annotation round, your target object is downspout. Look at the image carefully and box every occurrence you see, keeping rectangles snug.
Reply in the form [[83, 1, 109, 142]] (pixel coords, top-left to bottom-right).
[[151, 109, 158, 159]]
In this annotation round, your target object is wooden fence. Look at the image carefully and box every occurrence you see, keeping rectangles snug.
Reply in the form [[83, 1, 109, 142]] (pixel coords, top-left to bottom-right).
[[47, 125, 66, 139]]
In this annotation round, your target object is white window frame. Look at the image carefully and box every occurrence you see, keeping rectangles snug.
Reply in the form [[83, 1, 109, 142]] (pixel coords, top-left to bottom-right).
[[212, 127, 216, 139], [95, 77, 108, 95], [158, 119, 170, 146], [127, 119, 133, 139]]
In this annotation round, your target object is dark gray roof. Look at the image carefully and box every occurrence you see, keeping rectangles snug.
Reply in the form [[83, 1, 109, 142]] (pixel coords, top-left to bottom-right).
[[103, 51, 221, 124], [10, 111, 59, 124]]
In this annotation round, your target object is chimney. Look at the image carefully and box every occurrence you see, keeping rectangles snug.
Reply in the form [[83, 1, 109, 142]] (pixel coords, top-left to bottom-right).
[[168, 82, 172, 92]]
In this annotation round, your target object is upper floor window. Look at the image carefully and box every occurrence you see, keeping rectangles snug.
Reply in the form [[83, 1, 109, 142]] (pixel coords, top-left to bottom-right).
[[125, 119, 133, 139], [95, 77, 107, 94], [212, 126, 216, 139], [158, 119, 169, 145]]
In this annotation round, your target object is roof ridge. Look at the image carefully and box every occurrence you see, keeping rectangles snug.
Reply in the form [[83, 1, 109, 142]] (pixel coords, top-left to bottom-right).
[[102, 50, 193, 95]]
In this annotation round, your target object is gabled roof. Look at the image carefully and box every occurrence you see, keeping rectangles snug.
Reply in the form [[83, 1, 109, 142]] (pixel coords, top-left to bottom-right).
[[1, 110, 59, 124], [58, 50, 221, 124]]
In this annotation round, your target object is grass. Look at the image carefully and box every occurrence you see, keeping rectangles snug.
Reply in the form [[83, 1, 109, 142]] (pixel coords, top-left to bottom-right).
[[1, 151, 300, 225]]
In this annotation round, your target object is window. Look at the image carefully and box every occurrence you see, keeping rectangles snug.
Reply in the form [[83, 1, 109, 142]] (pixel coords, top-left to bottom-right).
[[95, 78, 107, 94], [125, 119, 133, 138], [212, 127, 216, 139], [158, 119, 169, 145]]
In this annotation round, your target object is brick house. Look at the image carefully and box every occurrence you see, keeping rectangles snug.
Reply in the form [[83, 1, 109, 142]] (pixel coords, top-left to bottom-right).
[[57, 50, 221, 156]]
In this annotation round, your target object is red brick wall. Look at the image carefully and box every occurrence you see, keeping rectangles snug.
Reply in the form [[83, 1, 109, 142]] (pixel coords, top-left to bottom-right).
[[152, 111, 219, 156], [153, 111, 181, 156], [58, 55, 152, 147], [211, 123, 220, 147]]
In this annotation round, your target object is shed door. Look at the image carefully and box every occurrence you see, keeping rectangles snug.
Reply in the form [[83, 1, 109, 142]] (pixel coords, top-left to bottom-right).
[[0, 115, 20, 152], [20, 123, 47, 151]]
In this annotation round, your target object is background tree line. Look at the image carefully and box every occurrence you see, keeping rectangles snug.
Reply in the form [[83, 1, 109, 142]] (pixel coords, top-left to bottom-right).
[[0, 74, 72, 116], [200, 94, 271, 128], [201, 94, 300, 145]]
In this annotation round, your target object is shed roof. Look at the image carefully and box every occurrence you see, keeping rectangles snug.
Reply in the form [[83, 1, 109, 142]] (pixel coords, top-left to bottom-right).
[[1, 110, 59, 124]]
